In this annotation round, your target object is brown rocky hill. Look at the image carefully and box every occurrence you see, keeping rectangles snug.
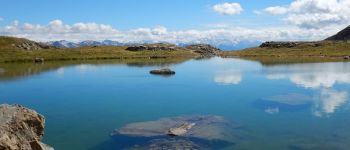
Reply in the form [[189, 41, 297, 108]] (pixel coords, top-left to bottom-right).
[[0, 36, 52, 50], [326, 25, 350, 41]]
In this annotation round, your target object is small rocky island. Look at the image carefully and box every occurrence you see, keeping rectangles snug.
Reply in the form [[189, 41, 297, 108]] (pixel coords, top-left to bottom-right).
[[0, 104, 54, 150], [149, 68, 176, 75]]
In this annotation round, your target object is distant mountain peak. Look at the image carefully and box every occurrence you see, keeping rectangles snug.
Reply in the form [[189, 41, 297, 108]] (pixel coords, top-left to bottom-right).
[[326, 25, 350, 41]]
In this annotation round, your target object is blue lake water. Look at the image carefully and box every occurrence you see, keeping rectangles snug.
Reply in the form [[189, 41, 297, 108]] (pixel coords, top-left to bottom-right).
[[0, 57, 350, 150]]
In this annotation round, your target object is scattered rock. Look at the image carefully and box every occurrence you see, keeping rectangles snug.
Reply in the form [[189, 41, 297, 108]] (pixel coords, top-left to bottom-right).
[[260, 41, 298, 48], [0, 104, 54, 150], [344, 56, 350, 60], [126, 44, 177, 51], [150, 68, 175, 75], [186, 44, 221, 56], [35, 57, 45, 63], [15, 42, 51, 50]]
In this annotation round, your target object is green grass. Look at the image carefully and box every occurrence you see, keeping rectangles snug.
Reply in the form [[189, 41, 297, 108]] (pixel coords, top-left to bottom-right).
[[219, 41, 350, 64], [220, 41, 350, 58]]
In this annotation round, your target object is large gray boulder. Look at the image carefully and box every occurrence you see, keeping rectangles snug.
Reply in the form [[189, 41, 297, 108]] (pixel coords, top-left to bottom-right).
[[0, 104, 54, 150]]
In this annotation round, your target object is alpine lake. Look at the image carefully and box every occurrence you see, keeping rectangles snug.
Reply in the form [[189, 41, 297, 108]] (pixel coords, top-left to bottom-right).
[[1, 57, 350, 150]]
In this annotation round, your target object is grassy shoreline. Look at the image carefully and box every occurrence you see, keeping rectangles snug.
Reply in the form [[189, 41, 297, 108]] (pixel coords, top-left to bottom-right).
[[220, 41, 350, 59]]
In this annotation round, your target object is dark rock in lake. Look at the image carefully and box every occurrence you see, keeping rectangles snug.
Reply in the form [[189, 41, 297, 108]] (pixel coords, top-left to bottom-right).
[[0, 104, 54, 150], [150, 69, 175, 75]]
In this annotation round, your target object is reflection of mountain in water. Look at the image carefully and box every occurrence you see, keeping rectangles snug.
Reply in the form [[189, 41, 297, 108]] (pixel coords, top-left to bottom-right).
[[0, 58, 189, 81], [263, 62, 350, 117]]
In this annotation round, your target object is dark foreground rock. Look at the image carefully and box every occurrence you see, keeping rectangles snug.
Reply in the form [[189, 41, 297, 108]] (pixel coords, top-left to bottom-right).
[[149, 69, 175, 75], [0, 104, 54, 150]]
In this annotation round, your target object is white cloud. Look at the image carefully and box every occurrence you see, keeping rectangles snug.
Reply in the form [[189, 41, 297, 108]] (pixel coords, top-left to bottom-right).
[[0, 17, 3, 21], [262, 0, 350, 29], [264, 6, 288, 15], [213, 3, 243, 15], [0, 19, 340, 44], [214, 71, 242, 85]]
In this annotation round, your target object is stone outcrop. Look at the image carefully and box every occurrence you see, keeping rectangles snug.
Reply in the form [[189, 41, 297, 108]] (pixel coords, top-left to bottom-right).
[[185, 44, 221, 56], [13, 42, 51, 50], [149, 68, 175, 75], [259, 41, 323, 48], [260, 41, 298, 48], [0, 104, 54, 150]]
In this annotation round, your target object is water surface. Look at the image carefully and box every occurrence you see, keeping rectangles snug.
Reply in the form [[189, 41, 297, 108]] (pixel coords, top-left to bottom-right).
[[0, 58, 350, 150]]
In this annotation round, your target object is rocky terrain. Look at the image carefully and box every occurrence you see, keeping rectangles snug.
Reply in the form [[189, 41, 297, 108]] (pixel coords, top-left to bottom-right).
[[259, 41, 323, 48], [185, 44, 221, 56], [0, 36, 52, 50], [125, 44, 221, 56], [0, 104, 54, 150]]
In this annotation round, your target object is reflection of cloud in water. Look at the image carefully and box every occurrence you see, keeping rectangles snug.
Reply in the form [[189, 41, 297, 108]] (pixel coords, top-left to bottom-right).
[[265, 62, 350, 88], [313, 89, 348, 117], [75, 65, 98, 73], [265, 107, 279, 115], [214, 71, 242, 85], [259, 91, 348, 117], [56, 68, 65, 77]]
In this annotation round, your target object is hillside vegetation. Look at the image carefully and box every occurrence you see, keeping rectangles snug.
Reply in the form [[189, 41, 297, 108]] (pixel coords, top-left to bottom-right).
[[220, 41, 350, 59], [0, 36, 201, 63]]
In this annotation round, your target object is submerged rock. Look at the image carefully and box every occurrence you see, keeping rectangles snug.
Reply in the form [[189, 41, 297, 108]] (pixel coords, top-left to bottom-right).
[[110, 115, 246, 150], [0, 104, 54, 150], [149, 68, 175, 75], [112, 115, 239, 142]]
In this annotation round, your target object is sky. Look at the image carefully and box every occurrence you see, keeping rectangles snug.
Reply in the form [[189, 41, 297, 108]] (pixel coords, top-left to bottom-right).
[[1, 0, 350, 47]]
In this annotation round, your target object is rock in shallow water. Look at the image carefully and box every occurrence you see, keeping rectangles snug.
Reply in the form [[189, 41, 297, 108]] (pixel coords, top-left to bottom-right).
[[112, 115, 239, 142], [149, 69, 175, 75], [0, 104, 54, 150]]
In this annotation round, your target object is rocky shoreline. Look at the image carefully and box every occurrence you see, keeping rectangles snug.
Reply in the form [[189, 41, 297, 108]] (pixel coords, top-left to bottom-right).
[[0, 104, 54, 150]]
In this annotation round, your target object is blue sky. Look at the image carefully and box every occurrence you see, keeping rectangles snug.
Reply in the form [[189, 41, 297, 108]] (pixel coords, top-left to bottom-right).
[[0, 0, 349, 47], [0, 0, 292, 29]]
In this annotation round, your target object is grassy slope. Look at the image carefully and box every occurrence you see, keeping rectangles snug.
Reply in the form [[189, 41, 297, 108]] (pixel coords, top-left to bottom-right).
[[220, 41, 350, 58], [0, 37, 199, 63]]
